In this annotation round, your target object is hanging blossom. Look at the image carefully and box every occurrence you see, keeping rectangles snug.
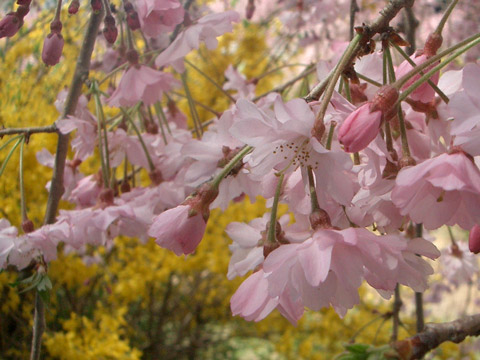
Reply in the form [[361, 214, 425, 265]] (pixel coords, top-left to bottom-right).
[[230, 95, 356, 207], [391, 150, 480, 230], [106, 61, 180, 107], [231, 227, 439, 324], [155, 10, 240, 72], [136, 0, 185, 38]]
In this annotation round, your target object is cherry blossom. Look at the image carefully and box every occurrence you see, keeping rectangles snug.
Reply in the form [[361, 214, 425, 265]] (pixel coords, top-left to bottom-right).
[[155, 10, 240, 72], [106, 65, 179, 107], [392, 151, 480, 230], [136, 0, 185, 38]]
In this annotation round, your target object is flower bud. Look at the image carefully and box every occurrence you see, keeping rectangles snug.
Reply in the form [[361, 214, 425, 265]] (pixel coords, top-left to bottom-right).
[[148, 169, 163, 185], [424, 33, 443, 57], [17, 0, 32, 5], [68, 0, 80, 15], [16, 5, 30, 19], [42, 32, 64, 66], [103, 14, 118, 44], [469, 225, 480, 254], [338, 103, 382, 153], [246, 0, 255, 20], [21, 219, 34, 233], [369, 85, 399, 113], [91, 0, 102, 12], [126, 9, 141, 30], [0, 13, 21, 39]]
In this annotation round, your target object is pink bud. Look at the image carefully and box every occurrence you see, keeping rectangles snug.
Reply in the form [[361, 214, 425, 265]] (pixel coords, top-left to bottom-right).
[[338, 103, 382, 153], [68, 0, 80, 14], [91, 0, 102, 12], [469, 225, 480, 254], [246, 0, 255, 19], [126, 10, 140, 30], [103, 15, 118, 44], [42, 32, 64, 66], [0, 13, 21, 39]]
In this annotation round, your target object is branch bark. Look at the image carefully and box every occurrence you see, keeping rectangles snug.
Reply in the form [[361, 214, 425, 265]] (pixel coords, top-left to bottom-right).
[[0, 125, 58, 137], [392, 314, 480, 359], [30, 8, 104, 360]]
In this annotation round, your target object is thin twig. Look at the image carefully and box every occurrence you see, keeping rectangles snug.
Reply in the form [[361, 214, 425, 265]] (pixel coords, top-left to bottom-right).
[[0, 125, 58, 137]]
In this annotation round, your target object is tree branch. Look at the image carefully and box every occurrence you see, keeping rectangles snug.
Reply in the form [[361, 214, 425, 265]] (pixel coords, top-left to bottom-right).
[[0, 125, 58, 138], [392, 314, 480, 359], [305, 0, 416, 102], [30, 8, 105, 360]]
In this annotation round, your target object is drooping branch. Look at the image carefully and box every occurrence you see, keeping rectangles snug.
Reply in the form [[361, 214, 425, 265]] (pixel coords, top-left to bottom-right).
[[392, 314, 480, 359]]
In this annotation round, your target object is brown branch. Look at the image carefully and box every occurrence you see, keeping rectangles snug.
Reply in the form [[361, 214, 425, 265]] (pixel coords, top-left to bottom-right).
[[43, 9, 104, 225], [30, 8, 105, 360], [392, 314, 480, 359], [0, 125, 58, 137], [305, 0, 416, 102]]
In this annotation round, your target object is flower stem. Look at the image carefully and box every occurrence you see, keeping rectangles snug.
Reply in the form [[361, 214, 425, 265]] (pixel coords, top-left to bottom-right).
[[211, 145, 253, 189], [399, 35, 480, 103], [92, 82, 111, 187], [121, 106, 156, 171], [390, 41, 449, 103], [267, 172, 285, 245], [434, 0, 459, 35], [19, 137, 28, 222]]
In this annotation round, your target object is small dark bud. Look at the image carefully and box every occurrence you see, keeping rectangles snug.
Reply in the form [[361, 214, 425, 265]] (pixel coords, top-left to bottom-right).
[[126, 9, 140, 30], [398, 155, 416, 169], [16, 5, 30, 19], [126, 49, 139, 65], [149, 169, 163, 185], [370, 85, 399, 113], [120, 180, 131, 193], [103, 15, 118, 44], [98, 188, 115, 207], [0, 13, 21, 39], [50, 19, 62, 33], [22, 219, 34, 233], [68, 0, 80, 14], [17, 0, 32, 6], [424, 33, 443, 57], [309, 208, 332, 230], [91, 0, 102, 12]]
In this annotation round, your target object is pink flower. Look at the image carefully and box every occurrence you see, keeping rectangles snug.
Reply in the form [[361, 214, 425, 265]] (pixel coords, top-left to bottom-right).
[[392, 152, 480, 230], [148, 204, 206, 256], [42, 32, 64, 66], [136, 0, 185, 37], [338, 103, 382, 153], [155, 11, 240, 72], [106, 65, 179, 107], [0, 219, 16, 268], [396, 53, 439, 103], [440, 242, 478, 287]]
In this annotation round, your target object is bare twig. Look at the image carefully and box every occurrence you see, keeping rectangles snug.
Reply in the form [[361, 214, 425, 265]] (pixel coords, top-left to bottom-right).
[[391, 285, 402, 341], [392, 314, 480, 359], [30, 8, 105, 360], [0, 125, 58, 138]]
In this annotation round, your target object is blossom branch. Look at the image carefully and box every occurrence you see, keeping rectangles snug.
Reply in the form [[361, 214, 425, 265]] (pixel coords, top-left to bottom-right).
[[30, 8, 105, 360], [305, 0, 416, 102], [392, 314, 480, 359], [0, 125, 58, 137]]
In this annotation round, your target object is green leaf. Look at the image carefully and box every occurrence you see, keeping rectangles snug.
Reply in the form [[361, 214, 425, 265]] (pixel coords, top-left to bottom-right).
[[346, 344, 370, 354]]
